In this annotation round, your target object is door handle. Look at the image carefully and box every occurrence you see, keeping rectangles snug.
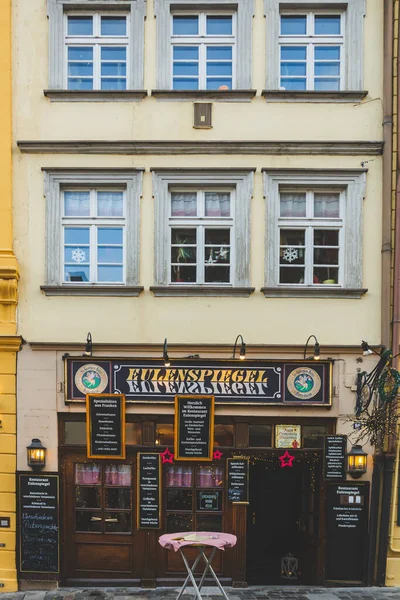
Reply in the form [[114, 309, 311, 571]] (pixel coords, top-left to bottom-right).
[[252, 512, 256, 525]]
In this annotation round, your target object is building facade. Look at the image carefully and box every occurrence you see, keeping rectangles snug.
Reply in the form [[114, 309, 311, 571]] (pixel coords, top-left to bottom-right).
[[0, 0, 19, 592], [13, 0, 388, 589]]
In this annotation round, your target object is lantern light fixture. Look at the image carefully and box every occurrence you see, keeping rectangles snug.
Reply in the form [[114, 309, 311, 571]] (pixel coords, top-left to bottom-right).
[[83, 332, 93, 357], [303, 335, 320, 360], [232, 335, 246, 360], [361, 340, 375, 356], [163, 338, 170, 367], [347, 444, 368, 479], [27, 438, 46, 471]]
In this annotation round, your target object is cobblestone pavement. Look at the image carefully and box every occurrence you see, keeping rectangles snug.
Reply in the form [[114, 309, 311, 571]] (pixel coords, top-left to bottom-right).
[[2, 587, 400, 600]]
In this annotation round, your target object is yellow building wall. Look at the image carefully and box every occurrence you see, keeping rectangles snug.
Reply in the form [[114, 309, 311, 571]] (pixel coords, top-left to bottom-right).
[[0, 0, 19, 592]]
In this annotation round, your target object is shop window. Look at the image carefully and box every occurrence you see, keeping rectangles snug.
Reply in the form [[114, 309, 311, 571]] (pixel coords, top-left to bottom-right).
[[126, 422, 142, 445], [214, 424, 234, 447], [165, 463, 224, 534], [249, 424, 273, 447], [302, 424, 328, 448], [156, 423, 174, 446]]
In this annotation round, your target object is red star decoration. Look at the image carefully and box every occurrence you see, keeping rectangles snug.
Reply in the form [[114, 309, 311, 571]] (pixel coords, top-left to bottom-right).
[[213, 449, 223, 460], [160, 448, 174, 464], [279, 451, 295, 468]]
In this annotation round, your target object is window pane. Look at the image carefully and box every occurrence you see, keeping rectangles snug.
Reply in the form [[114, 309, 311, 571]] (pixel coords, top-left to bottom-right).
[[101, 16, 127, 36], [126, 423, 142, 445], [172, 228, 196, 244], [206, 78, 232, 90], [171, 265, 196, 282], [315, 46, 340, 60], [314, 193, 340, 218], [281, 62, 307, 77], [280, 78, 306, 91], [173, 78, 199, 90], [97, 191, 123, 217], [173, 62, 199, 76], [64, 246, 89, 264], [101, 47, 126, 61], [196, 466, 224, 488], [98, 265, 123, 282], [314, 247, 339, 265], [313, 267, 339, 284], [205, 247, 230, 265], [171, 192, 197, 216], [280, 193, 306, 217], [249, 425, 272, 447], [280, 15, 307, 35], [205, 266, 230, 282], [207, 47, 232, 60], [314, 78, 340, 91], [104, 512, 131, 533], [207, 62, 232, 76], [64, 421, 86, 444], [156, 423, 174, 447], [167, 489, 193, 511], [75, 464, 101, 485], [75, 487, 101, 509], [76, 511, 102, 532], [280, 230, 305, 265], [279, 266, 305, 284], [165, 465, 193, 487], [314, 229, 339, 246], [105, 488, 131, 509], [68, 78, 93, 90], [173, 16, 199, 35], [196, 515, 223, 531], [166, 514, 193, 533], [101, 62, 127, 77], [65, 265, 90, 282], [173, 46, 199, 60], [68, 62, 93, 77], [65, 227, 90, 245], [101, 79, 126, 90], [196, 490, 223, 511], [303, 425, 328, 448], [206, 16, 232, 35], [98, 247, 123, 263], [315, 63, 340, 77], [68, 16, 93, 36], [105, 465, 131, 486], [281, 46, 307, 60], [205, 192, 230, 217], [214, 424, 233, 447], [68, 47, 93, 61], [64, 191, 90, 216], [98, 228, 123, 244], [315, 15, 341, 35], [171, 246, 196, 263], [205, 229, 230, 244]]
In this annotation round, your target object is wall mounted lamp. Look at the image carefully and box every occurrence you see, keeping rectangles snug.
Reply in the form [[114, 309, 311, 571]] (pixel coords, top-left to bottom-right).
[[27, 438, 46, 471], [347, 444, 368, 479], [163, 338, 170, 367], [232, 335, 246, 360], [303, 335, 320, 360], [83, 332, 93, 357]]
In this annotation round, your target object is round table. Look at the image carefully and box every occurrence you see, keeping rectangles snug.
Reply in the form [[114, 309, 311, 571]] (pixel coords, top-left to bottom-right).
[[159, 531, 237, 600]]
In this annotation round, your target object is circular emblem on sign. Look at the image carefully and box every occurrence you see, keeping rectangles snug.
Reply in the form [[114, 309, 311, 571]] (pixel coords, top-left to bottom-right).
[[287, 367, 321, 400], [75, 364, 108, 395]]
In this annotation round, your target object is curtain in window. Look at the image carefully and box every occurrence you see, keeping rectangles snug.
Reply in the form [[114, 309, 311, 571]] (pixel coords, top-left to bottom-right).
[[64, 191, 90, 217], [97, 191, 123, 217], [205, 192, 230, 217], [171, 192, 197, 216], [314, 193, 340, 218], [105, 464, 132, 486], [280, 193, 306, 218], [75, 463, 101, 485]]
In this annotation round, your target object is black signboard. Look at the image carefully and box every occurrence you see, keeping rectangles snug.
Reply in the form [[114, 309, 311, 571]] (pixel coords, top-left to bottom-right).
[[137, 453, 161, 529], [324, 435, 347, 480], [18, 473, 59, 573], [174, 395, 214, 461], [196, 490, 222, 511], [86, 393, 125, 459], [66, 357, 333, 406], [326, 482, 369, 583], [227, 458, 249, 503]]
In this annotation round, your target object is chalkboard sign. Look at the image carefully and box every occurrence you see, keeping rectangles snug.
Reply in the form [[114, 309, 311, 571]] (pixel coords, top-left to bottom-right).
[[18, 473, 59, 573], [174, 395, 214, 461], [137, 453, 161, 529], [196, 490, 223, 511], [227, 458, 249, 503], [326, 482, 369, 583], [86, 393, 125, 459], [324, 435, 347, 480]]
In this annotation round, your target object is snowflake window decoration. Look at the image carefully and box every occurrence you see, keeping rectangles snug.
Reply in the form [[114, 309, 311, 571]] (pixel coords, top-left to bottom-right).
[[282, 247, 298, 263], [71, 248, 86, 264]]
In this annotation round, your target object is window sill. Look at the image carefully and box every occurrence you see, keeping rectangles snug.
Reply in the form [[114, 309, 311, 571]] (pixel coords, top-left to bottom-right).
[[150, 286, 255, 297], [261, 287, 368, 299], [44, 90, 148, 102], [261, 90, 368, 103], [40, 285, 144, 297], [151, 90, 257, 103]]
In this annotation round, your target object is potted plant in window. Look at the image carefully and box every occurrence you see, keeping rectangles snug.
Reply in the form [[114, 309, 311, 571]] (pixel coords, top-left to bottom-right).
[[174, 236, 191, 282]]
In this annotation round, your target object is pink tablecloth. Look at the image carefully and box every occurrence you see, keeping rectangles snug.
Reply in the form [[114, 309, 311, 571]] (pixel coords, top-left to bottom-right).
[[159, 532, 237, 552]]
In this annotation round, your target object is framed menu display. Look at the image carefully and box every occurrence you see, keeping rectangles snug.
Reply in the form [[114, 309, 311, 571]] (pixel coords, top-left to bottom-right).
[[86, 393, 126, 459], [174, 395, 214, 461], [227, 458, 249, 503], [137, 453, 161, 529]]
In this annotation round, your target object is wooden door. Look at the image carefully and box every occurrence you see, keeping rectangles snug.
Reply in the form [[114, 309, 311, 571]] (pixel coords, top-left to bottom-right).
[[62, 453, 137, 584]]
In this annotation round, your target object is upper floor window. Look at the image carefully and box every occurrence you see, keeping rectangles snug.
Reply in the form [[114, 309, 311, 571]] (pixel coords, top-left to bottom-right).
[[171, 12, 236, 90], [279, 12, 343, 91], [65, 13, 129, 90]]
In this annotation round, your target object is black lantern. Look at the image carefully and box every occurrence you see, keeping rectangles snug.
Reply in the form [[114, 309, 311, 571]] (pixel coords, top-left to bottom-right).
[[347, 444, 368, 478], [163, 338, 170, 367], [27, 438, 46, 471], [83, 332, 92, 357], [232, 335, 246, 360], [303, 334, 320, 360]]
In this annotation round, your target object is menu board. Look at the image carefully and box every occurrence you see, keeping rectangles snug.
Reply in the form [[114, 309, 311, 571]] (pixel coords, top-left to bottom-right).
[[326, 482, 369, 583], [137, 453, 161, 529], [227, 458, 249, 503], [86, 393, 125, 459], [196, 490, 223, 511], [18, 474, 59, 573], [324, 435, 347, 480], [174, 395, 214, 461]]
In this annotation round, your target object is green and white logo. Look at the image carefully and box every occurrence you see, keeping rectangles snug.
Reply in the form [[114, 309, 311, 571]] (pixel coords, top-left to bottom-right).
[[287, 367, 321, 400], [75, 364, 108, 395]]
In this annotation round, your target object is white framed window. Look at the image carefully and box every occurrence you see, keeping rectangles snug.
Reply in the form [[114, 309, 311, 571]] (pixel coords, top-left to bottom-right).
[[171, 12, 236, 90], [65, 12, 129, 90], [43, 170, 143, 296], [279, 11, 344, 91], [263, 170, 367, 298], [169, 189, 234, 283], [152, 170, 254, 296], [278, 188, 344, 285], [62, 188, 126, 283]]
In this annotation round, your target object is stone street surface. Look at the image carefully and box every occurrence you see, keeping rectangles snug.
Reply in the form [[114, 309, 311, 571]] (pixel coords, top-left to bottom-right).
[[1, 587, 400, 600]]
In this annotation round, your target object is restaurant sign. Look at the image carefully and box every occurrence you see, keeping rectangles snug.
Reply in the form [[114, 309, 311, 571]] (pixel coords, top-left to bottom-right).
[[65, 358, 332, 406]]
